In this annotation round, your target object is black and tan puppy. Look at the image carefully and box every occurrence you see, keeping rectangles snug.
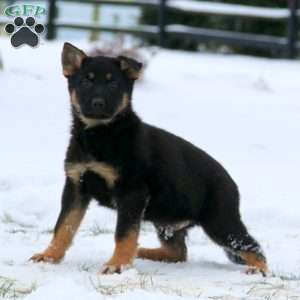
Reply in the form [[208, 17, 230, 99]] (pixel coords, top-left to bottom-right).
[[31, 43, 267, 275]]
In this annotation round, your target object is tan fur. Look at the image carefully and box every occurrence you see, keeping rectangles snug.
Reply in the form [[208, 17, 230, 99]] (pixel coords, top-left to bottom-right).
[[240, 252, 267, 274], [87, 161, 119, 188], [106, 230, 138, 268], [65, 162, 86, 183], [30, 208, 86, 263], [70, 90, 81, 113], [115, 93, 129, 115], [63, 67, 74, 77], [62, 43, 86, 77], [120, 60, 140, 80], [70, 90, 108, 128], [65, 161, 119, 188], [120, 60, 128, 71], [137, 246, 186, 263], [70, 90, 130, 128]]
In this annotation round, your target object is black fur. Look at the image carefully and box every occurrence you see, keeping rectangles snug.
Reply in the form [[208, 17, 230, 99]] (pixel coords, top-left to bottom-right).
[[34, 43, 266, 273]]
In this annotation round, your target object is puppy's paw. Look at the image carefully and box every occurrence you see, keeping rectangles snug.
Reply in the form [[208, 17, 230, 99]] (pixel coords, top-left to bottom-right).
[[30, 251, 63, 264], [245, 266, 267, 277], [240, 252, 267, 277], [99, 263, 131, 275]]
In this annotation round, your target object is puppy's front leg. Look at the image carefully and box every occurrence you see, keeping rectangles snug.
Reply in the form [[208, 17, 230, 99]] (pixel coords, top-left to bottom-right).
[[30, 177, 90, 263], [101, 187, 148, 274]]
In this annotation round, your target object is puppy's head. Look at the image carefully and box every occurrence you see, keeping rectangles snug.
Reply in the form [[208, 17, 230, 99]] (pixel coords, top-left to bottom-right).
[[62, 42, 142, 127]]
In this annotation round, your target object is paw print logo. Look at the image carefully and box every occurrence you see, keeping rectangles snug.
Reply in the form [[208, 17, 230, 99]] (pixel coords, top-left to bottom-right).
[[5, 17, 44, 48]]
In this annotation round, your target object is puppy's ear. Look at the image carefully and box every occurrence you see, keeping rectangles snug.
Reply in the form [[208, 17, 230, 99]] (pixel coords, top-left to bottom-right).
[[62, 43, 86, 77], [118, 56, 143, 80]]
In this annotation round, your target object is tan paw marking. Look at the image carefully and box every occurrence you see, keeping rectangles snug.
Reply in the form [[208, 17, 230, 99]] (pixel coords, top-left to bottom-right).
[[99, 263, 131, 275], [240, 252, 267, 277], [30, 251, 63, 264]]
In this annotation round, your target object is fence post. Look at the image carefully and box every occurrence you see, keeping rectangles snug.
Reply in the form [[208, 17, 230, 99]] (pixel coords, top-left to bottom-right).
[[47, 0, 57, 40], [159, 0, 167, 47], [287, 0, 298, 58]]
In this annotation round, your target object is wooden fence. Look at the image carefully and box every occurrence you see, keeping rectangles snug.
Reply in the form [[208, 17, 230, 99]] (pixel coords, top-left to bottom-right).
[[1, 0, 299, 58]]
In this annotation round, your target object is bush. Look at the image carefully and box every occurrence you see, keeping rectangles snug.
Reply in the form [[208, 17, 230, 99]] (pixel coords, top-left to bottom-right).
[[139, 0, 288, 56]]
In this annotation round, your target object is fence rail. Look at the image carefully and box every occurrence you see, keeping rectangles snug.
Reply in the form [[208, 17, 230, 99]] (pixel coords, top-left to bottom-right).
[[0, 0, 299, 58]]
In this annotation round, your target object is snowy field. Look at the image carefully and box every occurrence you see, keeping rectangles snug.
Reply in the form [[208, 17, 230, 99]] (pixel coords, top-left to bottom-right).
[[0, 38, 300, 299]]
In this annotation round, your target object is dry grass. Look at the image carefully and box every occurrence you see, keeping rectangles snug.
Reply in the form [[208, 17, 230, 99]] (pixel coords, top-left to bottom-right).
[[245, 277, 300, 300], [89, 273, 200, 298], [87, 223, 114, 236], [1, 213, 34, 229], [0, 276, 36, 299]]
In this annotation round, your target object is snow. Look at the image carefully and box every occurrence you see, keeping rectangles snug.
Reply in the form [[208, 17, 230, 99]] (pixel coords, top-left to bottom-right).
[[168, 0, 291, 20], [1, 37, 300, 299]]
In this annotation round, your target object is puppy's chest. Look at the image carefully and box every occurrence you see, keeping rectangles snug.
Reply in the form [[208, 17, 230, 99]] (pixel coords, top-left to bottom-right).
[[65, 159, 119, 189], [81, 131, 121, 161]]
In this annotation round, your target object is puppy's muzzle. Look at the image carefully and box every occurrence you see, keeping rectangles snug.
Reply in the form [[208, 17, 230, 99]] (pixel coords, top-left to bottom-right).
[[91, 97, 105, 111]]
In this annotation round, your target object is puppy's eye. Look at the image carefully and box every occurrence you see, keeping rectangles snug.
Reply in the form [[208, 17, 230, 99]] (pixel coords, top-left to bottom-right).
[[106, 73, 112, 80], [86, 72, 95, 81]]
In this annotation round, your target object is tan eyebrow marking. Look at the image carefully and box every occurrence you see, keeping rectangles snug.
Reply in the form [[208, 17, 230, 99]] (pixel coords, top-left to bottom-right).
[[106, 73, 112, 80]]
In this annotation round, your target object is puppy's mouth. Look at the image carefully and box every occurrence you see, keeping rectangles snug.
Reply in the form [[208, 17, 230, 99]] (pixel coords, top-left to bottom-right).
[[82, 112, 112, 120]]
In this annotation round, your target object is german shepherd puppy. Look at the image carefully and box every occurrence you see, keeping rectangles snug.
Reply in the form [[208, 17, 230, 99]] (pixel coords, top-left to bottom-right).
[[31, 43, 267, 275]]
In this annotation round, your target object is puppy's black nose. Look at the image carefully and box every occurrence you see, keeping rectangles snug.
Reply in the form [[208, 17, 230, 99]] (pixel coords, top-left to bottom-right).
[[91, 98, 105, 110]]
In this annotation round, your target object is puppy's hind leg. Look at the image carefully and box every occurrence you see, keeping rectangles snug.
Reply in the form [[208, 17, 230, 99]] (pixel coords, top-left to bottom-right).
[[138, 225, 187, 263], [202, 216, 267, 274], [200, 189, 267, 275]]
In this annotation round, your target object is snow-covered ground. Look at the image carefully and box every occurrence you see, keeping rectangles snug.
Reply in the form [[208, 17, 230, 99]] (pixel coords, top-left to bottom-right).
[[0, 38, 300, 300]]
